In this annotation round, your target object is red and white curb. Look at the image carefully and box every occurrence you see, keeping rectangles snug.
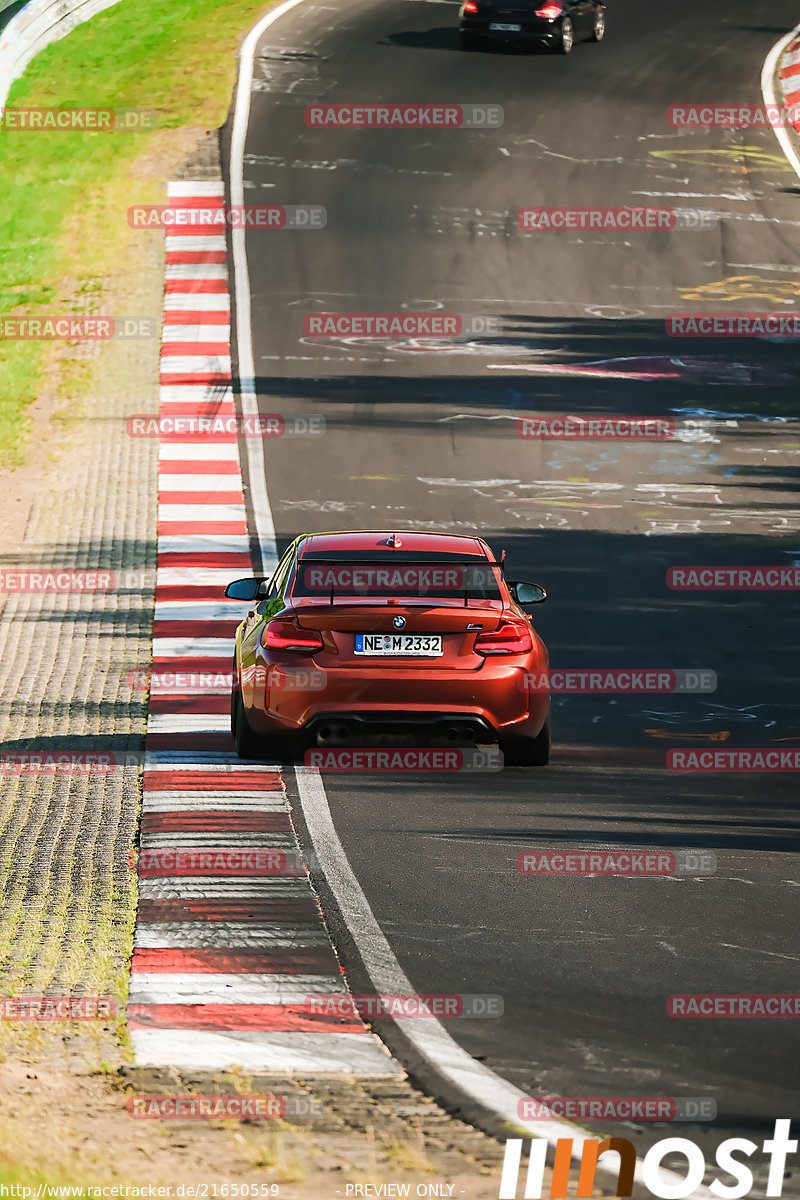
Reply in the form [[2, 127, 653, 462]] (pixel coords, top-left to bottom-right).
[[780, 36, 800, 131], [129, 178, 399, 1075]]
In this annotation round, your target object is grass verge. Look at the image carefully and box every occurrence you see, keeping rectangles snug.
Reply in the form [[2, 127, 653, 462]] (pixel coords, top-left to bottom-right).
[[0, 0, 276, 466]]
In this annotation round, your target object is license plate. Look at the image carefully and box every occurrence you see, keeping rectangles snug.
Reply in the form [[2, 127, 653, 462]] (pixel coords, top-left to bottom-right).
[[355, 633, 443, 657], [490, 22, 522, 30]]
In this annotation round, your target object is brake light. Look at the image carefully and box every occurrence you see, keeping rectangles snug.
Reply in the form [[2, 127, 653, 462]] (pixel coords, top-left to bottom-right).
[[474, 620, 533, 656], [263, 619, 324, 652], [462, 2, 478, 11], [535, 3, 561, 15]]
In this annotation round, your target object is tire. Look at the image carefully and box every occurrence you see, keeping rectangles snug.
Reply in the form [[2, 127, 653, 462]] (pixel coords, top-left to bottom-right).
[[589, 7, 604, 41], [231, 684, 267, 760], [460, 32, 479, 50], [500, 712, 551, 766], [230, 660, 241, 737], [557, 16, 573, 53]]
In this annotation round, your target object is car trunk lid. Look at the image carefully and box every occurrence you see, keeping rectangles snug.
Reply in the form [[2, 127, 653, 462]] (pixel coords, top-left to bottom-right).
[[292, 602, 506, 670]]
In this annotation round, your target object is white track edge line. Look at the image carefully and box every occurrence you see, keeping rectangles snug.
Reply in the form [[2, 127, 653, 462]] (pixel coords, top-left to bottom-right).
[[292, 767, 714, 1196], [230, 2, 300, 579]]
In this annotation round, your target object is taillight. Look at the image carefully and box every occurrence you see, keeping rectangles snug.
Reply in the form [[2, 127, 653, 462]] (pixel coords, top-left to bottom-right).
[[263, 619, 324, 653], [462, 2, 478, 11], [474, 620, 533, 656], [535, 3, 561, 15]]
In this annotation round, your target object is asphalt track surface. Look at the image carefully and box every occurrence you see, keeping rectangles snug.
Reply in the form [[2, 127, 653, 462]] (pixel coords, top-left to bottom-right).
[[226, 0, 800, 1181]]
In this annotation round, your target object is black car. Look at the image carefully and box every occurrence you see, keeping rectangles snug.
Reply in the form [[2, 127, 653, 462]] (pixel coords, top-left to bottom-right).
[[458, 0, 605, 53]]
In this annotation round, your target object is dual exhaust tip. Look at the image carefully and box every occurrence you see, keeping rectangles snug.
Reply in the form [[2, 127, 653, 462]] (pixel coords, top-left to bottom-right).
[[316, 723, 351, 745]]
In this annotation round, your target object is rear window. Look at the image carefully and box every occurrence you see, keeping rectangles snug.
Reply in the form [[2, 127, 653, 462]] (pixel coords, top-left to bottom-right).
[[291, 558, 503, 602]]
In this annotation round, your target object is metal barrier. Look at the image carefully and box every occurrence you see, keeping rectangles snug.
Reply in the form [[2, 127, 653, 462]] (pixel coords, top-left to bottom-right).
[[0, 0, 123, 111]]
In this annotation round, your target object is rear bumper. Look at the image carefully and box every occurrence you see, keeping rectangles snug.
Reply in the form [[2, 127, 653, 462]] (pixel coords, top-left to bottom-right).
[[245, 660, 550, 740], [305, 711, 497, 747], [459, 17, 560, 42]]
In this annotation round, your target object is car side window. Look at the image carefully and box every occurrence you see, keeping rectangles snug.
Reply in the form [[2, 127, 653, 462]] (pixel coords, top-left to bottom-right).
[[273, 551, 296, 603], [258, 545, 297, 610]]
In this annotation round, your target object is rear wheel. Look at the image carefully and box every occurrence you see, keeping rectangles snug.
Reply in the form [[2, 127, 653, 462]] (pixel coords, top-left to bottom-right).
[[460, 31, 480, 49], [231, 684, 267, 759], [589, 7, 604, 41], [500, 712, 551, 766], [557, 16, 573, 53]]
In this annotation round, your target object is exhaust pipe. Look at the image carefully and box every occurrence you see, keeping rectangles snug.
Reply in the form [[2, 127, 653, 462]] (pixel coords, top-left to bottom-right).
[[443, 724, 477, 745], [316, 723, 351, 746]]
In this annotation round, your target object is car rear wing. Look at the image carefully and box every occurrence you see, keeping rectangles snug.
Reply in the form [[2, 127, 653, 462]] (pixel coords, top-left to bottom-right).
[[291, 557, 505, 606]]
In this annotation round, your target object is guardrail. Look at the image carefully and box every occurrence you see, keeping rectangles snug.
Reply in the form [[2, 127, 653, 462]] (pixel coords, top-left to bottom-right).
[[0, 0, 123, 111]]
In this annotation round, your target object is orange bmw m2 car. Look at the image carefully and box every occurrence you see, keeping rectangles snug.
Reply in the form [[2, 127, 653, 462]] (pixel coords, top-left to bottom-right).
[[225, 530, 550, 765]]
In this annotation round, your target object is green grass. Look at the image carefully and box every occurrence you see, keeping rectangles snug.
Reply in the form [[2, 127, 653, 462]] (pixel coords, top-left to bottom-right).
[[0, 0, 277, 466], [0, 1161, 96, 1196]]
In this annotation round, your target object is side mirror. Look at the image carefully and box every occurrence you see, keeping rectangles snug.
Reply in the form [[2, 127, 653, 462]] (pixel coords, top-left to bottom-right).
[[509, 581, 547, 605], [225, 578, 263, 601]]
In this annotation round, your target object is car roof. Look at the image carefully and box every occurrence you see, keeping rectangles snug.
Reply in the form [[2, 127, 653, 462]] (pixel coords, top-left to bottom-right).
[[297, 530, 494, 559]]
